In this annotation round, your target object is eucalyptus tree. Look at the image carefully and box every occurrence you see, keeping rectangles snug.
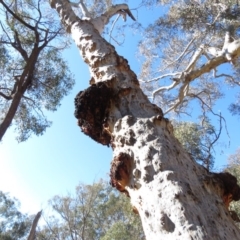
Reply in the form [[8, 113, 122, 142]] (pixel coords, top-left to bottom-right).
[[36, 181, 144, 240], [139, 0, 240, 117], [173, 120, 216, 170], [0, 191, 31, 240], [0, 0, 74, 142], [49, 0, 240, 239]]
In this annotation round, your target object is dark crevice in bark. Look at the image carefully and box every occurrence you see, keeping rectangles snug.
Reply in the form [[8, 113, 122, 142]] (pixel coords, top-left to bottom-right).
[[204, 172, 240, 209], [110, 152, 132, 195], [213, 172, 240, 208], [74, 82, 113, 145]]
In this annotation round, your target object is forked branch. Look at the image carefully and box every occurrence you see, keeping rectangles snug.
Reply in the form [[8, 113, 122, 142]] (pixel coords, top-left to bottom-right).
[[68, 0, 136, 34]]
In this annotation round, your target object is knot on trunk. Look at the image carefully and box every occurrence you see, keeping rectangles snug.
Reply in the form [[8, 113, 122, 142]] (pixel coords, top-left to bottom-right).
[[213, 172, 240, 208], [74, 82, 113, 145], [110, 152, 132, 195]]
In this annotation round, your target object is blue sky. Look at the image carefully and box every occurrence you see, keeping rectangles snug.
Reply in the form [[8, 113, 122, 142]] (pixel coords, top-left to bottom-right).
[[0, 2, 240, 216]]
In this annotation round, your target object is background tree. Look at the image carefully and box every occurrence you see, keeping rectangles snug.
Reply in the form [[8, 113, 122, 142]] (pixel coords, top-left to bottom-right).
[[225, 148, 240, 227], [0, 0, 74, 142], [37, 181, 144, 240], [173, 120, 217, 170], [139, 0, 240, 118], [0, 191, 31, 240], [49, 0, 240, 238]]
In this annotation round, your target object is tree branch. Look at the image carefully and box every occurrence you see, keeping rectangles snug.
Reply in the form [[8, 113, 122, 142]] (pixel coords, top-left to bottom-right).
[[185, 44, 205, 72], [160, 37, 196, 72], [0, 91, 12, 100], [12, 30, 29, 61], [140, 72, 182, 83], [153, 80, 180, 99], [0, 0, 35, 31], [91, 4, 136, 34], [68, 1, 136, 34], [164, 81, 190, 114]]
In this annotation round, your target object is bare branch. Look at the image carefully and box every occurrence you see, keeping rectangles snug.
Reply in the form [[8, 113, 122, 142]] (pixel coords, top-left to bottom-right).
[[164, 82, 190, 114], [67, 1, 136, 34], [160, 37, 196, 72], [0, 0, 35, 31], [109, 14, 121, 44], [0, 20, 13, 44], [206, 10, 221, 26], [153, 80, 180, 99], [12, 30, 29, 61], [140, 72, 182, 83], [185, 44, 205, 72], [91, 4, 136, 34], [79, 0, 91, 18], [0, 91, 12, 100]]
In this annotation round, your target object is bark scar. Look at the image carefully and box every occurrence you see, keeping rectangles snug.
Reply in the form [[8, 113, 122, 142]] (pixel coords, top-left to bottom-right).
[[204, 172, 240, 209], [214, 172, 240, 209], [110, 152, 132, 195], [74, 82, 113, 145]]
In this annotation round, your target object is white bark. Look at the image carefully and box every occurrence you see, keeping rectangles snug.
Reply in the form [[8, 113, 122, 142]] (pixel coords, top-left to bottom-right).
[[69, 0, 135, 34], [50, 1, 240, 239], [113, 116, 239, 239]]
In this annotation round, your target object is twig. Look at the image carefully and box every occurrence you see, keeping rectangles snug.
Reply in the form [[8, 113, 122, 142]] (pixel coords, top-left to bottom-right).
[[109, 14, 121, 44]]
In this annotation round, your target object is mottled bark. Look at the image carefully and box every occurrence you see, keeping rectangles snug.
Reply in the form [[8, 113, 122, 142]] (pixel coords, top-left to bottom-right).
[[50, 1, 240, 239]]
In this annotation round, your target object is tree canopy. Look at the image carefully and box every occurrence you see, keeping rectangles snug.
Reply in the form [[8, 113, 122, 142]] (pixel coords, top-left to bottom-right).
[[0, 0, 74, 142], [139, 0, 240, 119], [0, 191, 31, 240], [37, 181, 144, 240], [173, 120, 216, 170]]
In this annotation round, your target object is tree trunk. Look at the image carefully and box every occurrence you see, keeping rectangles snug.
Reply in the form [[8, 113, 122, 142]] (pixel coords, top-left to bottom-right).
[[0, 47, 39, 141], [50, 1, 240, 239], [27, 211, 42, 240], [0, 91, 23, 141]]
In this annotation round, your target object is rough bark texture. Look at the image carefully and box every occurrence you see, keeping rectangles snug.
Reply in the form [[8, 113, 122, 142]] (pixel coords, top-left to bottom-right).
[[50, 1, 240, 239]]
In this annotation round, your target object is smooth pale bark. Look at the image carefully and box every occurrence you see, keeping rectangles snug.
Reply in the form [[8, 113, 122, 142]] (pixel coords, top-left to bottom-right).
[[50, 1, 240, 239]]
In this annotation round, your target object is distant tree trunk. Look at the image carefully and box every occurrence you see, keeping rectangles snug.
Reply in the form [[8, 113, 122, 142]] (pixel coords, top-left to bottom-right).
[[50, 1, 240, 239], [0, 91, 22, 140], [27, 211, 42, 240], [0, 44, 40, 141]]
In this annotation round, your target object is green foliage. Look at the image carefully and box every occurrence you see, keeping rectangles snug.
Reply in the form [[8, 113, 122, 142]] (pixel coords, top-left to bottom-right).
[[0, 191, 31, 240], [229, 101, 240, 117], [37, 180, 144, 240], [0, 0, 74, 141], [225, 148, 240, 226], [173, 120, 216, 170]]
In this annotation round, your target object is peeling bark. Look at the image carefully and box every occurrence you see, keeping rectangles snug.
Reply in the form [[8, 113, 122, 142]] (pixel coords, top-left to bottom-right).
[[50, 1, 240, 239]]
